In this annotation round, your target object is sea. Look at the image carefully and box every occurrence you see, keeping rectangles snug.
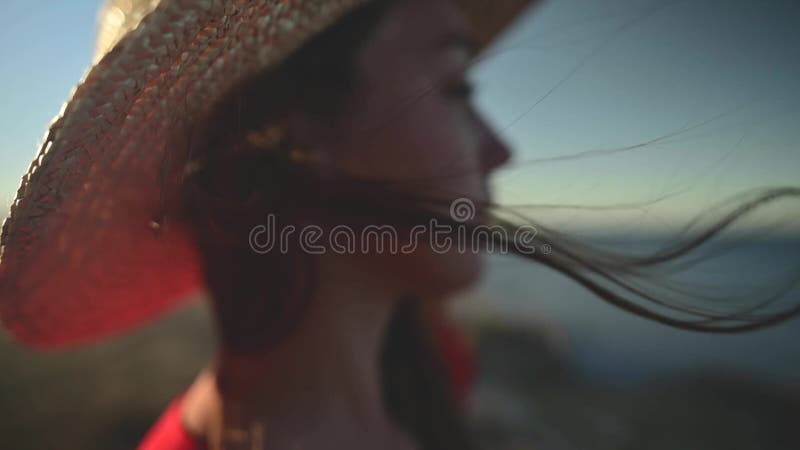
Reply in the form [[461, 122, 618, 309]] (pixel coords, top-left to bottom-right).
[[456, 235, 800, 389]]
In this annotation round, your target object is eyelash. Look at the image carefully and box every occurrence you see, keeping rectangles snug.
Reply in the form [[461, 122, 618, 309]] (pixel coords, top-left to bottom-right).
[[445, 79, 475, 100]]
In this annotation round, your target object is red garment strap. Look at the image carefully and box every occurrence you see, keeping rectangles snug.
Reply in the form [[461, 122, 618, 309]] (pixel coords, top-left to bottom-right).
[[137, 396, 205, 450], [430, 311, 477, 406]]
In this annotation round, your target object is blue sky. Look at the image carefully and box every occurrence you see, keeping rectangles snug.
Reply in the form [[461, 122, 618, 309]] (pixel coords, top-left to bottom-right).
[[1, 0, 798, 233]]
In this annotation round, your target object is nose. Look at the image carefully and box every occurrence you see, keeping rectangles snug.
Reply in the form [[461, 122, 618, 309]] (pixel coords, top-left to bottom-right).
[[475, 113, 512, 173]]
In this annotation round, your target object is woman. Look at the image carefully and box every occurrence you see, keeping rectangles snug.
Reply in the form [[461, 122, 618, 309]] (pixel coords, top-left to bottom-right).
[[1, 0, 537, 449], [1, 0, 798, 449]]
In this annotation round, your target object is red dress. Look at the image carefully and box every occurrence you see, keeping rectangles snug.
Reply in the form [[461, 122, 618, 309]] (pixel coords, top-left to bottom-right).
[[137, 318, 476, 450]]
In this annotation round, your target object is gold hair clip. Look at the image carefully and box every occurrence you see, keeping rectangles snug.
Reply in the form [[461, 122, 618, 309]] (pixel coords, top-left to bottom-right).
[[220, 420, 264, 450], [245, 124, 285, 150], [288, 148, 322, 165], [244, 123, 325, 167]]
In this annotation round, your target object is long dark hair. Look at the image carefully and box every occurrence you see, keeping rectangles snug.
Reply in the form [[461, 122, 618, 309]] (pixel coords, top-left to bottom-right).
[[173, 0, 799, 448]]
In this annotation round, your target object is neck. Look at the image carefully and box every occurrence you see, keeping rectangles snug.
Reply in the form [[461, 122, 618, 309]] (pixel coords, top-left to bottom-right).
[[213, 253, 411, 448]]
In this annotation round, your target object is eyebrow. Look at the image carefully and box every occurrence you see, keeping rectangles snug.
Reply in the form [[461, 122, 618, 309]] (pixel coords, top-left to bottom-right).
[[435, 32, 478, 58]]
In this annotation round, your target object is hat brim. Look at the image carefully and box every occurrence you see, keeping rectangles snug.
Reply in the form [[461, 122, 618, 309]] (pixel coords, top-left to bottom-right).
[[0, 0, 540, 349]]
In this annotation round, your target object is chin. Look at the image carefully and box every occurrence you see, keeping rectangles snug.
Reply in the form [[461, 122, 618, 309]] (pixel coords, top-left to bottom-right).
[[390, 249, 486, 298]]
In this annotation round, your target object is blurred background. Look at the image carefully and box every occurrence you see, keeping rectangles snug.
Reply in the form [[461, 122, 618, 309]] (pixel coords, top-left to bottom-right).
[[1, 0, 799, 449]]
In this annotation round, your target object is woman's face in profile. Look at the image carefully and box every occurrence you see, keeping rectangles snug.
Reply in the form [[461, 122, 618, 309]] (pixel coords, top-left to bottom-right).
[[315, 0, 512, 295]]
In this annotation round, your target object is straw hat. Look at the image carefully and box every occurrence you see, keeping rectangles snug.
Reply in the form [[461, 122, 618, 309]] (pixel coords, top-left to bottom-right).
[[0, 0, 537, 349]]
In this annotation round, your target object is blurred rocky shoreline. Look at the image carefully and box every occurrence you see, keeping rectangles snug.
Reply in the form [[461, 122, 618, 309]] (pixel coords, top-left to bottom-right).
[[471, 320, 799, 450]]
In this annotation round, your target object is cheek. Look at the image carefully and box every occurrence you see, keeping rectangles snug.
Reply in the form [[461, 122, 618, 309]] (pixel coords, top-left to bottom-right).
[[397, 100, 478, 176], [338, 93, 482, 191]]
